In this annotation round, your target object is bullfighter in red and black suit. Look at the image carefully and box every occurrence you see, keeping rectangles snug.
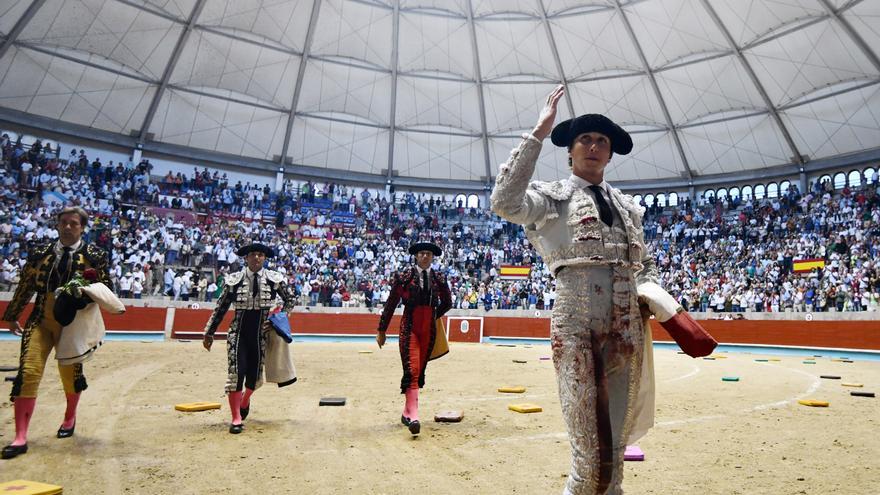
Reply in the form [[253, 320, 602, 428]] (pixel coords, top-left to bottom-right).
[[376, 241, 452, 435]]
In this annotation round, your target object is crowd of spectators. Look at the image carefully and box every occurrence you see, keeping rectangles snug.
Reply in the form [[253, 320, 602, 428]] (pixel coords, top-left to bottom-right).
[[2, 132, 879, 314]]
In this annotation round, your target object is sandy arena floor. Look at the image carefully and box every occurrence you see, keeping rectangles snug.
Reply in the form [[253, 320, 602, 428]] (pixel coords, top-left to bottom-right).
[[0, 340, 878, 494]]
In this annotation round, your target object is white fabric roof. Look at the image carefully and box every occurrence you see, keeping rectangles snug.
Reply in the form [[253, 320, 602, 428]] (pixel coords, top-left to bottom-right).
[[0, 0, 878, 187]]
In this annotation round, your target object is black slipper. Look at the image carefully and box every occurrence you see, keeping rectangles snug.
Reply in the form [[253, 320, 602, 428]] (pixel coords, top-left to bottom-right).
[[1, 443, 28, 459], [401, 415, 411, 426], [229, 423, 244, 434], [408, 420, 420, 435], [57, 422, 76, 438], [240, 405, 250, 421]]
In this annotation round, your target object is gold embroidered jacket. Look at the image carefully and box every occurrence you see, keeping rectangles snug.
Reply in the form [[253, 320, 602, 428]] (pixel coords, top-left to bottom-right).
[[2, 242, 113, 331]]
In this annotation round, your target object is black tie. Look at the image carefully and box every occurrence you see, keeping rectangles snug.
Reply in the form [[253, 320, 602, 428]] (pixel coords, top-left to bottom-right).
[[422, 270, 429, 292], [588, 185, 613, 227], [252, 274, 259, 298], [57, 247, 73, 285]]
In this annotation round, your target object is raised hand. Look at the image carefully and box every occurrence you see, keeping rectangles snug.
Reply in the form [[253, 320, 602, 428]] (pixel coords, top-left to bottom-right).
[[532, 84, 565, 141]]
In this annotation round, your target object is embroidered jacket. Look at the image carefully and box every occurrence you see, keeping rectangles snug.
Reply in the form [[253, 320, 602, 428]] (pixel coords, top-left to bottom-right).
[[3, 242, 112, 329], [490, 135, 658, 285]]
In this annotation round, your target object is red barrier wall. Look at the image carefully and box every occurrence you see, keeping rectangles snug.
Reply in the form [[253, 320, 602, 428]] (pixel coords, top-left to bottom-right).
[[171, 309, 398, 338], [3, 300, 879, 351], [0, 302, 164, 332]]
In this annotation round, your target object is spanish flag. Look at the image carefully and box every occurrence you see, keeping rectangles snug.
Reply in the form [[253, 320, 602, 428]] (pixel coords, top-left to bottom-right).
[[500, 265, 531, 280], [793, 258, 825, 273]]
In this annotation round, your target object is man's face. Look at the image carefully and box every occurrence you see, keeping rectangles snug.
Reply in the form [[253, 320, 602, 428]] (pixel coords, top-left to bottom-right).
[[416, 250, 434, 270], [569, 132, 612, 177], [247, 251, 266, 272], [57, 212, 84, 246]]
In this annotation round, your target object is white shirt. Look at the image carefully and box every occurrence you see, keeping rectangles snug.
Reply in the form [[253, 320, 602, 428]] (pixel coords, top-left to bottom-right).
[[416, 266, 432, 289], [569, 174, 611, 202]]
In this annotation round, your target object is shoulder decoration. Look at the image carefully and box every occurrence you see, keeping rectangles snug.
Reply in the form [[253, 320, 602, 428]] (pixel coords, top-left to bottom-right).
[[225, 271, 245, 286], [265, 270, 284, 283], [529, 180, 576, 201], [28, 243, 53, 262]]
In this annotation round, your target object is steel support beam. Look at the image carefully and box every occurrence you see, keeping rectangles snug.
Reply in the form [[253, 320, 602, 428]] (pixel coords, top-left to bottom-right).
[[614, 1, 694, 180], [700, 0, 805, 166], [465, 0, 493, 185], [278, 0, 322, 167], [137, 0, 207, 144], [537, 0, 575, 118], [818, 0, 880, 73], [385, 0, 400, 181], [0, 0, 46, 61]]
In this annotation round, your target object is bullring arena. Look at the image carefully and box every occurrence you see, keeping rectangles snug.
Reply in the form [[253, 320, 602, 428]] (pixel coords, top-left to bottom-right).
[[2, 0, 880, 493], [2, 308, 879, 494]]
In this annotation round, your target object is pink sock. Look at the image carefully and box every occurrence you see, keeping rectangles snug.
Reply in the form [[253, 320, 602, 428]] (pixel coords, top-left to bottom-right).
[[61, 393, 80, 430], [404, 388, 419, 422], [12, 397, 36, 446], [241, 388, 254, 409], [228, 391, 243, 425]]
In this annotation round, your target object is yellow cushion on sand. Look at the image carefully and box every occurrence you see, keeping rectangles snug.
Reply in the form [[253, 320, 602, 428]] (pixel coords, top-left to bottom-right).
[[768, 358, 781, 362], [175, 402, 222, 412], [358, 350, 373, 354], [798, 400, 829, 407], [508, 403, 542, 413], [0, 480, 63, 495], [709, 355, 728, 359], [841, 383, 863, 388], [498, 386, 526, 393]]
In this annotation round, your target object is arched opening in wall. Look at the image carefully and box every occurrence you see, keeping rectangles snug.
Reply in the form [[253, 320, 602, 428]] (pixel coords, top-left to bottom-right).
[[657, 193, 667, 207], [818, 174, 832, 190], [864, 167, 877, 184], [645, 193, 655, 207], [848, 170, 862, 187], [633, 194, 644, 205], [668, 192, 679, 206], [833, 172, 846, 189], [741, 185, 752, 201], [717, 188, 728, 200], [767, 183, 779, 198], [780, 180, 790, 195], [467, 194, 479, 209], [703, 189, 715, 204], [454, 194, 466, 208], [729, 186, 740, 199], [754, 184, 766, 199]]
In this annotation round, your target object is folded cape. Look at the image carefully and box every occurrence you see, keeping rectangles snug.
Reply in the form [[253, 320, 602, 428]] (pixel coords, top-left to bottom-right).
[[268, 311, 293, 344], [637, 282, 717, 358]]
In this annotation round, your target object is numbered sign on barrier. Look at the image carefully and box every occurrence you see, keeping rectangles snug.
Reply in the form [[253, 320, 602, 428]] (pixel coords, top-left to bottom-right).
[[445, 317, 483, 343]]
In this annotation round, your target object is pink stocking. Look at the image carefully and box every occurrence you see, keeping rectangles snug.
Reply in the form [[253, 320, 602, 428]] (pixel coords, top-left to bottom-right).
[[228, 391, 243, 425], [404, 388, 419, 422], [241, 388, 254, 409], [61, 393, 80, 430], [12, 397, 36, 446]]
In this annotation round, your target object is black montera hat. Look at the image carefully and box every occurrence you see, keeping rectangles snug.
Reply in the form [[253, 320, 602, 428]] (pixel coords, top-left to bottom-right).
[[550, 113, 633, 155], [236, 243, 275, 258], [408, 242, 442, 256]]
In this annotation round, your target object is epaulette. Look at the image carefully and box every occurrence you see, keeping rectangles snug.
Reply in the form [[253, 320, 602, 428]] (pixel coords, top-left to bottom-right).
[[27, 243, 52, 262], [265, 270, 284, 283], [611, 188, 646, 216], [529, 179, 577, 201], [82, 243, 108, 264], [225, 271, 245, 286]]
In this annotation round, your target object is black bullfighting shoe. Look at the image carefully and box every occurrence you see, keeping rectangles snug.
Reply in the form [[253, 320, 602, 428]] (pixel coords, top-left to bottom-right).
[[401, 415, 412, 426], [1, 443, 28, 459], [57, 422, 76, 438], [240, 405, 250, 421], [408, 420, 420, 435], [229, 423, 244, 434]]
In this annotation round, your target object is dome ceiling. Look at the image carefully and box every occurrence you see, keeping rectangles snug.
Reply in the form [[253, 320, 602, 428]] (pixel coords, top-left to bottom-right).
[[0, 0, 878, 190]]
